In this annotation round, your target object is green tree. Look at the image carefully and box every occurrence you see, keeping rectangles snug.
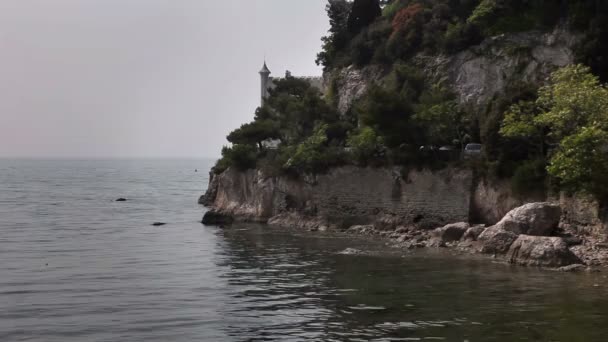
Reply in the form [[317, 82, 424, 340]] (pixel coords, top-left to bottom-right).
[[226, 120, 281, 149], [357, 85, 416, 148], [413, 85, 469, 148], [316, 0, 352, 69], [500, 64, 608, 198], [347, 0, 382, 34], [548, 126, 608, 198], [347, 126, 385, 165], [283, 124, 342, 173]]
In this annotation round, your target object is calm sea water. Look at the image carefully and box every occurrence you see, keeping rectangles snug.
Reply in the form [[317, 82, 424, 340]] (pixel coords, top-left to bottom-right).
[[2, 159, 608, 342]]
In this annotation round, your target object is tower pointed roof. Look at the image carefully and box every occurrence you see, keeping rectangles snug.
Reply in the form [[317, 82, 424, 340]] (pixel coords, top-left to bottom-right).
[[259, 61, 271, 74]]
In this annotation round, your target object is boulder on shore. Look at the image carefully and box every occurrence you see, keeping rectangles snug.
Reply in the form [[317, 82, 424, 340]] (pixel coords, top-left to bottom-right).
[[477, 226, 519, 254], [202, 210, 234, 225], [432, 222, 469, 243], [462, 225, 486, 241], [507, 235, 582, 267], [496, 202, 561, 236]]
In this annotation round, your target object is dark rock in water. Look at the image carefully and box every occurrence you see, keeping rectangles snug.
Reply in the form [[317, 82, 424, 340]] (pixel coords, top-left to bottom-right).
[[152, 222, 166, 226], [116, 198, 127, 202], [507, 235, 582, 267], [202, 210, 234, 225]]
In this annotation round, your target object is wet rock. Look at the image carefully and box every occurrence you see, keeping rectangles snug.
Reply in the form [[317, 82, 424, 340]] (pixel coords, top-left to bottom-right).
[[152, 222, 166, 226], [478, 226, 518, 254], [507, 235, 582, 267], [432, 222, 469, 243], [201, 210, 234, 225], [463, 225, 486, 241], [497, 202, 561, 236], [338, 248, 364, 255], [115, 198, 127, 202], [199, 171, 219, 206], [562, 235, 583, 246], [427, 238, 447, 248], [347, 225, 375, 235], [557, 264, 586, 272]]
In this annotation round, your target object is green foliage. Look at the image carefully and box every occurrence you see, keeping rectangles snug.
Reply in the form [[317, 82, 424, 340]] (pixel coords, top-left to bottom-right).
[[382, 0, 407, 19], [226, 120, 280, 148], [511, 158, 547, 196], [413, 84, 470, 147], [265, 77, 340, 143], [356, 85, 416, 148], [213, 144, 258, 174], [500, 64, 608, 198], [347, 0, 382, 34], [548, 127, 608, 199], [467, 0, 499, 26], [535, 64, 608, 138], [347, 126, 386, 165], [284, 124, 346, 173], [316, 0, 353, 69]]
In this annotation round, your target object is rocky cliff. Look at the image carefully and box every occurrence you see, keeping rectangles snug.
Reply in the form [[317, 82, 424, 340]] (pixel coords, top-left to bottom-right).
[[203, 166, 472, 229], [329, 26, 579, 118]]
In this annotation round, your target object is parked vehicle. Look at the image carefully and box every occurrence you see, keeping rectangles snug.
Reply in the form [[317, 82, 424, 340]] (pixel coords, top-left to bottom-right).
[[463, 143, 483, 160]]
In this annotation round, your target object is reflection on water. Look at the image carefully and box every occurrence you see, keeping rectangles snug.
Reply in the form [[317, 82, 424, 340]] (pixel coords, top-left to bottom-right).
[[1, 159, 608, 341], [216, 224, 608, 341]]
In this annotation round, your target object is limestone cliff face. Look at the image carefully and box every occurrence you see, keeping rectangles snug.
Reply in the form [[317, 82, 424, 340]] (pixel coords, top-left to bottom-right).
[[204, 166, 472, 229], [331, 26, 579, 116], [327, 65, 387, 116], [424, 26, 579, 113]]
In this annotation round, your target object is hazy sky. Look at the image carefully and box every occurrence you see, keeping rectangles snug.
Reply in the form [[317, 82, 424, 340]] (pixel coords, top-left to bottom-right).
[[0, 0, 328, 158]]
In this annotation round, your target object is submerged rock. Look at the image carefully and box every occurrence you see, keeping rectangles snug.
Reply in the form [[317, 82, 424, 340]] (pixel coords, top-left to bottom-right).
[[496, 202, 561, 236], [202, 210, 234, 226], [337, 248, 364, 255], [557, 264, 587, 272], [507, 235, 582, 267], [478, 226, 519, 254]]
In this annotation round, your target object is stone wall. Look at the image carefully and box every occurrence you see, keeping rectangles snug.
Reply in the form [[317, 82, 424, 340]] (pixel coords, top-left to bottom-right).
[[559, 194, 608, 238], [311, 167, 472, 228], [205, 166, 472, 229]]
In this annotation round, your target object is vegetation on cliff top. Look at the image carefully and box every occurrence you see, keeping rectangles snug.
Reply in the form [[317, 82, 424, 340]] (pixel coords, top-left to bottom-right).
[[215, 0, 608, 201]]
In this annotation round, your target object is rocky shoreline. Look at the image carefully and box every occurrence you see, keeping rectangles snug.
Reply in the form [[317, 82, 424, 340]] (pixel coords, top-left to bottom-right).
[[203, 202, 608, 272]]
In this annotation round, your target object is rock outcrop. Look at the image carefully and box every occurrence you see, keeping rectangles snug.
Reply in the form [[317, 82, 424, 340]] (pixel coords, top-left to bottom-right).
[[432, 222, 469, 243], [477, 226, 519, 254], [202, 166, 472, 229], [202, 210, 234, 226], [507, 235, 582, 267], [329, 65, 387, 115], [495, 202, 561, 236], [421, 26, 579, 115]]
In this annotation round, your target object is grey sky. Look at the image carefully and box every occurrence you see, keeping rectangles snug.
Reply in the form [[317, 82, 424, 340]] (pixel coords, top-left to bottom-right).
[[0, 0, 328, 158]]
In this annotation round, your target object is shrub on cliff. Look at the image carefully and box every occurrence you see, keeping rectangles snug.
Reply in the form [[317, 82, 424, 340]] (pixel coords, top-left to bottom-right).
[[283, 124, 347, 174], [227, 120, 281, 149], [213, 145, 258, 174], [500, 64, 608, 199], [347, 126, 386, 165]]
